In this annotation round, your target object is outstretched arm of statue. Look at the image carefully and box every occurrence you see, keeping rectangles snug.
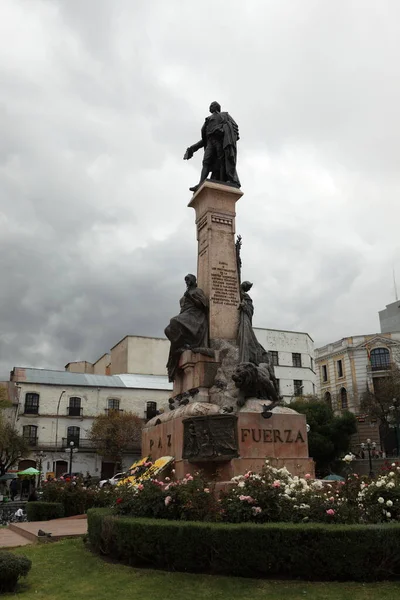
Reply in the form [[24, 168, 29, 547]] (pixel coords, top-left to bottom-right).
[[183, 139, 204, 160]]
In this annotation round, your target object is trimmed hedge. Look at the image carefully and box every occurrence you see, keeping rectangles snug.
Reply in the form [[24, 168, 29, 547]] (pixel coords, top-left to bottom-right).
[[0, 552, 31, 593], [26, 502, 65, 522], [87, 508, 400, 581]]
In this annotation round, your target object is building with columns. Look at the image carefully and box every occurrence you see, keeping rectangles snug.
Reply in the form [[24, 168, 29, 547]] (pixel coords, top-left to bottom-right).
[[315, 332, 400, 414]]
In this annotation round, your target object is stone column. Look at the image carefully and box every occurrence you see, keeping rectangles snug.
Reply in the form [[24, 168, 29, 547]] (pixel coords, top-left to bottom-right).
[[188, 181, 243, 342]]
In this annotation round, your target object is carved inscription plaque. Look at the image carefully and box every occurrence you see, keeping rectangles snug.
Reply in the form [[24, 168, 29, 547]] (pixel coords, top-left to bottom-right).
[[211, 261, 239, 307]]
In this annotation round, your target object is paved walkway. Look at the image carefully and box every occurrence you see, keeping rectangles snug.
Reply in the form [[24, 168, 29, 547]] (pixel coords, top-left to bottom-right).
[[0, 516, 87, 548], [0, 528, 32, 548]]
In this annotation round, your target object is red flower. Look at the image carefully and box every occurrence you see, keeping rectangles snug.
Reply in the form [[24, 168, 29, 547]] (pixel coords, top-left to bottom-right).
[[116, 498, 123, 504], [65, 477, 71, 482]]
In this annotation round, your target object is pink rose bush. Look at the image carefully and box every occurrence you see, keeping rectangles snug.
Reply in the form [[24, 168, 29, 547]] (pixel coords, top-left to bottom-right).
[[114, 472, 220, 521], [92, 460, 400, 525]]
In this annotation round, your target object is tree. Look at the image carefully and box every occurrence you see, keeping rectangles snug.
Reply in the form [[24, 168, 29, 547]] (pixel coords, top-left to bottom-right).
[[0, 386, 11, 410], [0, 386, 28, 476], [89, 411, 143, 471], [290, 398, 357, 476], [360, 365, 400, 428], [0, 419, 29, 477]]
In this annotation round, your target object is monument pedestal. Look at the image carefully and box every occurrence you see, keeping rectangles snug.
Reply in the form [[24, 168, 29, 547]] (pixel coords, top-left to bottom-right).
[[172, 350, 220, 400], [189, 181, 243, 343], [142, 401, 315, 481]]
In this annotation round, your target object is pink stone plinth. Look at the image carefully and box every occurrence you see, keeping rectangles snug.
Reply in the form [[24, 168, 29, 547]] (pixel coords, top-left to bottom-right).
[[142, 402, 315, 480], [172, 350, 220, 398], [142, 402, 221, 460], [188, 181, 243, 342]]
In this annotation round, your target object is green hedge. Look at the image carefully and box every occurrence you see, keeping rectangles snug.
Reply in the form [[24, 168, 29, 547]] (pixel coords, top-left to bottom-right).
[[87, 508, 400, 581], [26, 502, 65, 522], [0, 552, 31, 593]]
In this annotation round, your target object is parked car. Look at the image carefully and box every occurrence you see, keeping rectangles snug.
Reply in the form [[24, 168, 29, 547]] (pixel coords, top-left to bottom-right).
[[99, 472, 126, 488], [60, 472, 83, 480]]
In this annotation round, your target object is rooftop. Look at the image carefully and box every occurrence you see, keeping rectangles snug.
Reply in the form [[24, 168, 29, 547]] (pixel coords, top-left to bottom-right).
[[11, 367, 172, 391]]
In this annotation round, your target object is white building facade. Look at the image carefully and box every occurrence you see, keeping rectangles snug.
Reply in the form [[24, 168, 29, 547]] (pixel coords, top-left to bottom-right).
[[254, 328, 316, 403], [9, 367, 172, 479]]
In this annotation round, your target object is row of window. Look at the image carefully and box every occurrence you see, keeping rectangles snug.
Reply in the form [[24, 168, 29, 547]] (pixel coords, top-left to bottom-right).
[[270, 352, 311, 369], [324, 388, 348, 410], [23, 394, 122, 415], [23, 425, 81, 446], [321, 360, 343, 382], [321, 347, 391, 383]]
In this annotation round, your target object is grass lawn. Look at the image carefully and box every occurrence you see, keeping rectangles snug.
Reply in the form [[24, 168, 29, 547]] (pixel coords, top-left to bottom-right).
[[3, 538, 400, 600]]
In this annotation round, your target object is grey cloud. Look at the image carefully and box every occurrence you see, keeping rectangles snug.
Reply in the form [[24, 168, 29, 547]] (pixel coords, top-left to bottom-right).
[[1, 0, 400, 377]]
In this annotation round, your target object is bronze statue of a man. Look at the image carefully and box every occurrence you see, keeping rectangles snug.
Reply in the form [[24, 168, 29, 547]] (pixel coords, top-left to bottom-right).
[[184, 101, 240, 192]]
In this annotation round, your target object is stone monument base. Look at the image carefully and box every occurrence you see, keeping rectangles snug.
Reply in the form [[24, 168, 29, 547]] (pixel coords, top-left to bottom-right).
[[142, 400, 315, 481]]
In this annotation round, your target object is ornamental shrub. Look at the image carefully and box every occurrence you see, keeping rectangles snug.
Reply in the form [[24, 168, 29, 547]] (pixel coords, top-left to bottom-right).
[[114, 471, 220, 522], [87, 508, 400, 581], [41, 477, 116, 516], [0, 552, 31, 593], [26, 501, 64, 522], [106, 460, 400, 525]]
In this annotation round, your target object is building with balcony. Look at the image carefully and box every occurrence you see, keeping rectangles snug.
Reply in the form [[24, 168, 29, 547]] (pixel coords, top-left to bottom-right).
[[315, 332, 400, 416], [8, 367, 172, 479]]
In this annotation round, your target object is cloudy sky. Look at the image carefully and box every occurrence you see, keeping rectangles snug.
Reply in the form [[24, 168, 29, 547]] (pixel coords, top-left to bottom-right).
[[1, 0, 400, 376]]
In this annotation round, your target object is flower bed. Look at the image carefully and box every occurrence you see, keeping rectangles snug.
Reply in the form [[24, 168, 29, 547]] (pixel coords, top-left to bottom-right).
[[112, 461, 400, 525], [87, 508, 400, 581]]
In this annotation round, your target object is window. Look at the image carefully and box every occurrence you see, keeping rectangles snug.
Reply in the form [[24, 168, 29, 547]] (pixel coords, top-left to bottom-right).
[[292, 353, 302, 368], [67, 426, 80, 447], [270, 351, 279, 366], [324, 391, 332, 409], [107, 398, 120, 411], [24, 393, 39, 414], [311, 357, 314, 371], [294, 380, 303, 396], [322, 365, 328, 382], [146, 401, 158, 420], [337, 359, 343, 378], [23, 425, 38, 446], [68, 397, 82, 416], [370, 348, 390, 371], [339, 387, 348, 410]]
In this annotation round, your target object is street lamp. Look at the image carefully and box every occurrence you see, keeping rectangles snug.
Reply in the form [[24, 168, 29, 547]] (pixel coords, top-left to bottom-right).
[[68, 441, 75, 475], [361, 438, 376, 478], [54, 390, 66, 450], [35, 450, 46, 489]]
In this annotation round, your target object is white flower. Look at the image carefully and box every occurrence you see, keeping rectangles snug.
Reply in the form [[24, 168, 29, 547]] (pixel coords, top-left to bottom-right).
[[312, 480, 323, 490], [378, 497, 385, 504], [387, 482, 395, 489], [386, 512, 392, 518], [238, 481, 245, 488], [386, 500, 393, 507], [376, 481, 383, 488], [343, 454, 354, 463], [392, 463, 396, 467], [389, 472, 395, 478]]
